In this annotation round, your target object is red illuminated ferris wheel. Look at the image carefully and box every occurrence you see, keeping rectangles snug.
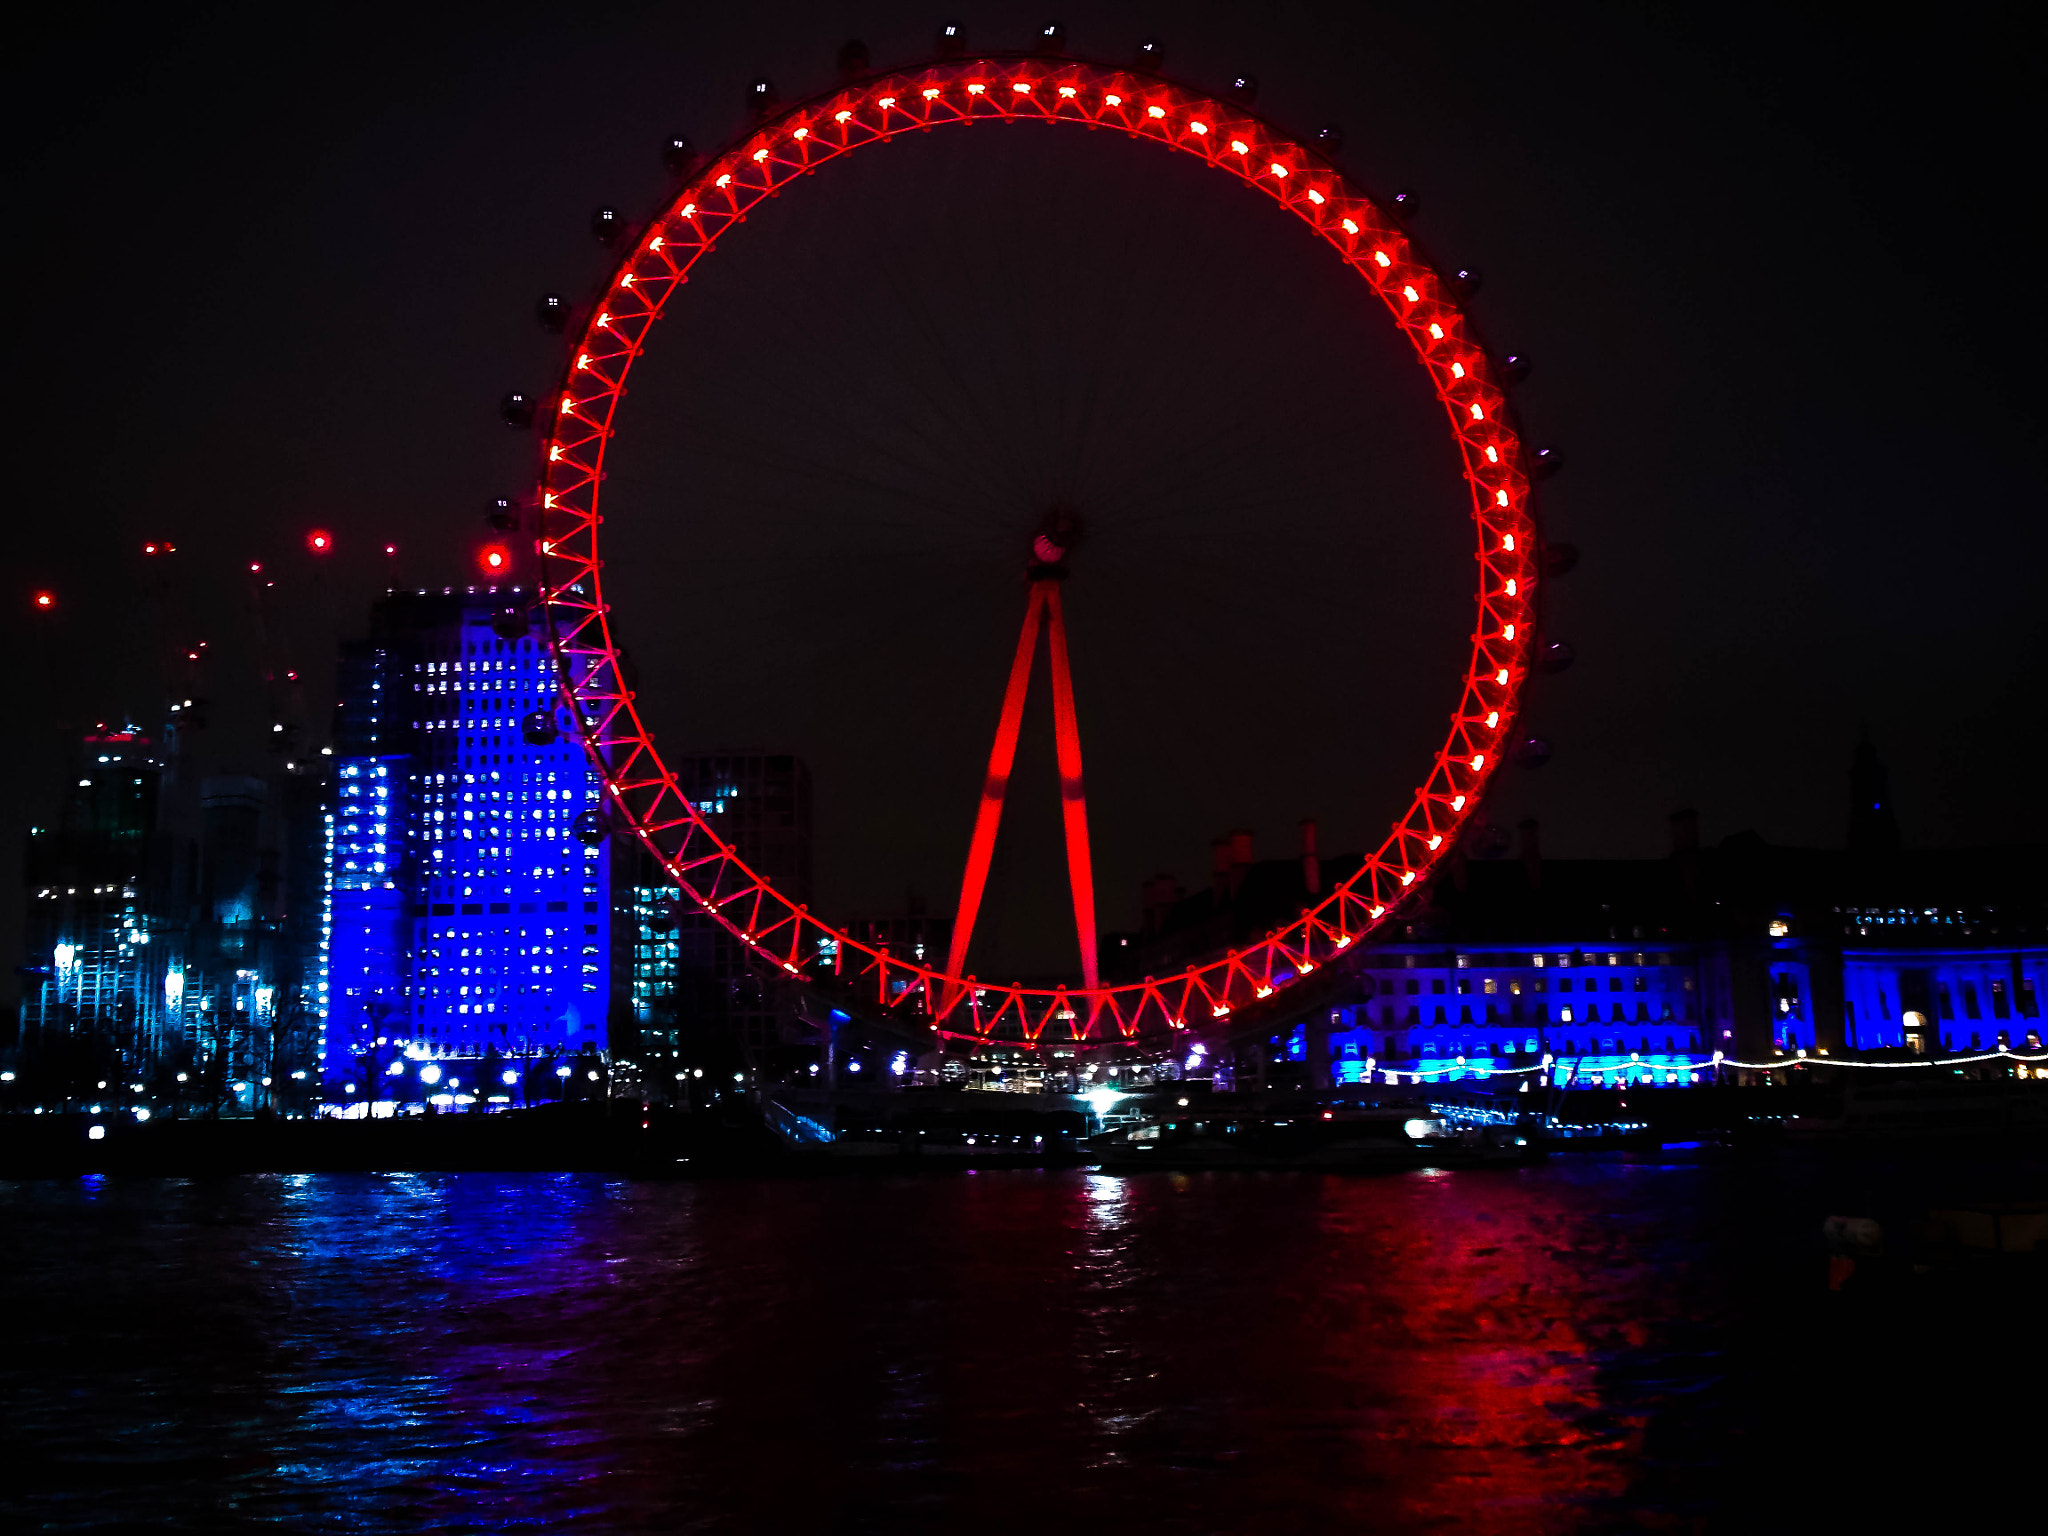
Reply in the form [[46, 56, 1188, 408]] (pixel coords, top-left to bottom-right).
[[533, 49, 1547, 1050]]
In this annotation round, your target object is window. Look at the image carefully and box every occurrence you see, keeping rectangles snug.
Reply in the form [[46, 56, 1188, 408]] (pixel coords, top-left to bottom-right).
[[1991, 980, 2010, 1020], [1937, 984, 1955, 1020], [1963, 984, 1981, 1020]]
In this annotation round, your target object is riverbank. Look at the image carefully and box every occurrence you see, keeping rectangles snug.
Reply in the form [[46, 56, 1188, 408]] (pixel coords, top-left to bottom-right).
[[5, 1079, 2046, 1178]]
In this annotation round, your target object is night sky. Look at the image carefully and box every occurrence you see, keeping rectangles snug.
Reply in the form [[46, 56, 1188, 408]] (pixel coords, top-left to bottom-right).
[[7, 2, 2041, 984]]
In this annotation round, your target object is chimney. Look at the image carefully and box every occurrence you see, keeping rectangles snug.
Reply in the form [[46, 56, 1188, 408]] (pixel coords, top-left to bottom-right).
[[1211, 836, 1233, 899], [1299, 818, 1321, 896], [1669, 808, 1699, 856], [1228, 829, 1254, 898], [1670, 807, 1700, 899], [1518, 817, 1541, 890], [1142, 874, 1180, 936]]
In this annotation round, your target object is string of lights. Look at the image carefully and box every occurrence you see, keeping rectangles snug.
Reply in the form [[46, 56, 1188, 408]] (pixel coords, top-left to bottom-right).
[[1342, 1045, 2048, 1086]]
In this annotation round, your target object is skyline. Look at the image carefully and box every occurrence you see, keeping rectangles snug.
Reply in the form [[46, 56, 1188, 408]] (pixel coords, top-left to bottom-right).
[[6, 1, 2042, 987]]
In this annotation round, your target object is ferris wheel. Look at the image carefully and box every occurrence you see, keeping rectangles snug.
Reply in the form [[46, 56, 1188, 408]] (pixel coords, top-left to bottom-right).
[[525, 40, 1552, 1051]]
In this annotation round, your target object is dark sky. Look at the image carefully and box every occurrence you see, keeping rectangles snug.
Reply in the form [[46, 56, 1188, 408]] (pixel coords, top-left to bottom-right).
[[6, 1, 2041, 984]]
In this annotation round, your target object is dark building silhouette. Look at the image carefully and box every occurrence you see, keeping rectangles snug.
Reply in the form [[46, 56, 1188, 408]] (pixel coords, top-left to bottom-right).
[[616, 752, 814, 1075], [1849, 730, 1902, 855], [17, 723, 326, 1112]]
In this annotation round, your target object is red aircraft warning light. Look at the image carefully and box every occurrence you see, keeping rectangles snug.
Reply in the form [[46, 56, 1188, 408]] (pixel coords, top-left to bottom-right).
[[479, 543, 511, 575], [33, 590, 56, 611], [143, 541, 177, 556], [306, 529, 333, 555]]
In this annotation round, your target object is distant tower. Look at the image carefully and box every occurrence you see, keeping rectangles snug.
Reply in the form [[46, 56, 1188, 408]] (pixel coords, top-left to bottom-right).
[[1847, 730, 1901, 854]]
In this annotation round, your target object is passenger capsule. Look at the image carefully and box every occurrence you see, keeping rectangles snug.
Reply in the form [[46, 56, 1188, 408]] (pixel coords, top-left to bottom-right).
[[1135, 37, 1166, 68], [1314, 123, 1345, 153], [536, 292, 570, 332], [1502, 353, 1532, 384], [1453, 268, 1482, 298], [486, 497, 520, 532], [1391, 189, 1420, 220], [662, 134, 699, 177], [572, 808, 606, 845], [1513, 737, 1553, 770], [590, 206, 623, 245], [490, 605, 529, 642], [1538, 640, 1576, 674], [935, 21, 965, 58], [836, 38, 871, 80], [748, 78, 778, 118], [1036, 21, 1066, 54], [1533, 445, 1563, 479], [1540, 541, 1579, 578], [1227, 73, 1258, 102], [521, 709, 559, 747], [499, 391, 535, 429]]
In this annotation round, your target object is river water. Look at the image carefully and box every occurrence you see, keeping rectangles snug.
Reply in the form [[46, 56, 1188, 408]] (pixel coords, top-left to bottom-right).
[[1, 1154, 2035, 1532]]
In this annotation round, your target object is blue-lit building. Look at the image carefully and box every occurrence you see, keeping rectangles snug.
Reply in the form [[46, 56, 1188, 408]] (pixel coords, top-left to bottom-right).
[[1302, 821, 2045, 1088], [1115, 787, 2044, 1090], [325, 588, 609, 1096]]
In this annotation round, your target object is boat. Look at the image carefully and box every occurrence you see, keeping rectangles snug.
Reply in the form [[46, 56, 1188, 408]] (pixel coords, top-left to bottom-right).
[[1094, 1101, 1539, 1171]]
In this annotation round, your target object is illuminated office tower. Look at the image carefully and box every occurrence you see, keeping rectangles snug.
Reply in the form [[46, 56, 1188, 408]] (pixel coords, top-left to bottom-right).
[[324, 588, 610, 1087]]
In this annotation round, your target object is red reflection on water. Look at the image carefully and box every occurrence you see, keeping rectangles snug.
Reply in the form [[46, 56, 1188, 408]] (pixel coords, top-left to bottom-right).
[[1308, 1171, 1651, 1530]]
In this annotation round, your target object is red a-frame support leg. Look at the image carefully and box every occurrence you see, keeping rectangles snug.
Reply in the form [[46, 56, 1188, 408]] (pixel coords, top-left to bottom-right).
[[945, 575, 1100, 993]]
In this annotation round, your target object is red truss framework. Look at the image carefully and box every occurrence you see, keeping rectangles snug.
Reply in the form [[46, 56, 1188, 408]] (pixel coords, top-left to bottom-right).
[[537, 54, 1542, 1049]]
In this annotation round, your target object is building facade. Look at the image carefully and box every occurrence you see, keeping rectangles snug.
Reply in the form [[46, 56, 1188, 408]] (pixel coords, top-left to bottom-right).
[[1295, 832, 2047, 1089], [324, 588, 611, 1096], [618, 752, 813, 1071]]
